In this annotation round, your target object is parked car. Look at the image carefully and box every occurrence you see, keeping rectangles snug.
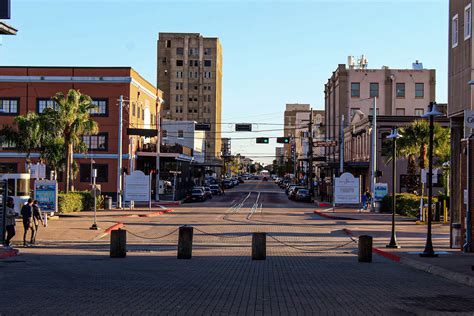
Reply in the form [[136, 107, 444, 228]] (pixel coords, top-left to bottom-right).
[[231, 178, 239, 186], [185, 188, 206, 202], [289, 186, 306, 200], [238, 176, 244, 183], [223, 180, 233, 189], [204, 187, 213, 199], [210, 184, 222, 195], [286, 184, 299, 195], [295, 189, 311, 202]]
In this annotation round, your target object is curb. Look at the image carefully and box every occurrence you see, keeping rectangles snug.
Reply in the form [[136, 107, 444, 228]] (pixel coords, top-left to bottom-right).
[[0, 248, 19, 259], [156, 201, 181, 206], [342, 228, 474, 287], [94, 222, 125, 240], [138, 209, 174, 217], [314, 210, 359, 221]]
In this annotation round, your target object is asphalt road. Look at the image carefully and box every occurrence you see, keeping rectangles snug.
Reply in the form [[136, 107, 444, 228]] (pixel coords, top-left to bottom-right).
[[1, 181, 474, 315]]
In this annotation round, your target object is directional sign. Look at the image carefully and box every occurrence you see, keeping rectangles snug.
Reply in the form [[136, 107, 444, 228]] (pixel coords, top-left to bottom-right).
[[314, 140, 338, 147], [235, 124, 252, 132], [195, 123, 211, 131]]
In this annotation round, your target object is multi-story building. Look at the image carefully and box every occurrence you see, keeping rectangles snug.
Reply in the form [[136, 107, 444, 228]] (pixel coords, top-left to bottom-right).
[[324, 60, 436, 179], [0, 66, 165, 199], [275, 147, 285, 165], [157, 32, 222, 169], [283, 103, 311, 160], [449, 0, 474, 250], [161, 119, 205, 163]]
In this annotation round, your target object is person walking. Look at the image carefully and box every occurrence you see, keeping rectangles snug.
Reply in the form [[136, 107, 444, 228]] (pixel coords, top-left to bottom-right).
[[31, 200, 44, 245], [20, 198, 34, 247], [4, 197, 16, 248]]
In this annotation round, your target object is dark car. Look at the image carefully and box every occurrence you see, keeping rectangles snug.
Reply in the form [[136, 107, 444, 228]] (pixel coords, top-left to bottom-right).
[[223, 180, 233, 189], [295, 189, 311, 202], [204, 187, 213, 199], [185, 189, 206, 202], [210, 184, 222, 195], [289, 186, 306, 200], [238, 177, 244, 183]]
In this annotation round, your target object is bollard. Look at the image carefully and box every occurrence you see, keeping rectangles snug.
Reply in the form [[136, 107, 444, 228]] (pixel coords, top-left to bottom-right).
[[110, 229, 127, 258], [252, 232, 266, 260], [443, 200, 448, 224], [177, 226, 193, 259], [434, 202, 441, 222], [358, 235, 372, 263]]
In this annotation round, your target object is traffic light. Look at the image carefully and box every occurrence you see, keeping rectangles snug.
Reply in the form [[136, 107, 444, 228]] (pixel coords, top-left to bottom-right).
[[276, 137, 290, 144], [256, 137, 269, 144]]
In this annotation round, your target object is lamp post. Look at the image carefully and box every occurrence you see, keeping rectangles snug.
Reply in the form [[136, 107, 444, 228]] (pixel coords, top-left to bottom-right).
[[386, 127, 402, 248], [420, 102, 443, 257]]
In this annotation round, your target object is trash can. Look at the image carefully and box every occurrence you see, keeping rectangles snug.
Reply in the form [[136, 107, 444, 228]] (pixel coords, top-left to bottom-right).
[[452, 223, 462, 248], [104, 196, 112, 210]]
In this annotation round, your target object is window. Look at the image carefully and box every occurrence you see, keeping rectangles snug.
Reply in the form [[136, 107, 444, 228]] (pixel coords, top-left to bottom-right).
[[194, 72, 198, 79], [189, 96, 193, 102], [194, 97, 198, 102], [369, 83, 379, 98], [415, 83, 424, 98], [2, 139, 16, 149], [89, 99, 108, 116], [350, 108, 360, 118], [176, 82, 183, 90], [396, 83, 405, 98], [396, 108, 405, 116], [80, 164, 108, 183], [162, 58, 167, 65], [166, 40, 171, 48], [0, 163, 17, 173], [162, 130, 168, 138], [369, 108, 379, 116], [37, 99, 59, 113], [415, 108, 424, 116], [176, 71, 183, 78], [132, 104, 136, 116], [189, 71, 193, 78], [351, 83, 360, 97], [82, 133, 108, 151], [204, 48, 212, 55], [176, 47, 184, 55], [189, 48, 198, 56], [176, 60, 183, 67], [204, 60, 212, 67], [177, 130, 184, 138], [453, 14, 459, 48], [204, 72, 212, 79], [137, 107, 141, 118], [466, 4, 472, 40], [0, 98, 19, 115]]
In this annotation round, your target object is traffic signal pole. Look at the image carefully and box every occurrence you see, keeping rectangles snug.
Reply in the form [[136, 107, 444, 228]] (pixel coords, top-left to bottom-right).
[[309, 109, 314, 201]]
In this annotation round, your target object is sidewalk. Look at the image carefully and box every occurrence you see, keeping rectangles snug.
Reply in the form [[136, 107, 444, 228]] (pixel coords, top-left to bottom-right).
[[314, 207, 474, 287]]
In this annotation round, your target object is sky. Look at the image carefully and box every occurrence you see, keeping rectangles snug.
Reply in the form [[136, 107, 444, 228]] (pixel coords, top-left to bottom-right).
[[3, 0, 448, 164]]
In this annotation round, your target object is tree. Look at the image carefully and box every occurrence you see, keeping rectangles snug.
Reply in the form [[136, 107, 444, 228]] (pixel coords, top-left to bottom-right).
[[43, 89, 98, 192], [0, 112, 44, 171], [384, 120, 450, 193]]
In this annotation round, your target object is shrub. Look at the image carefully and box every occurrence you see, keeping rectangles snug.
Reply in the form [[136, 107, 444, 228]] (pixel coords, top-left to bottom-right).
[[58, 191, 104, 213], [380, 193, 438, 218]]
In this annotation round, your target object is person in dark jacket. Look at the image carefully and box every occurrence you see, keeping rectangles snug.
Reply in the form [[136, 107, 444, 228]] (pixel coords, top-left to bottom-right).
[[4, 197, 16, 248], [20, 198, 34, 247], [31, 200, 44, 245]]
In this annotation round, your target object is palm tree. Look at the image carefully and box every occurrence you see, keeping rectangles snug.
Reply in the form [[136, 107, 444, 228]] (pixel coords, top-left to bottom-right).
[[384, 119, 450, 193], [0, 112, 43, 171], [43, 89, 98, 192]]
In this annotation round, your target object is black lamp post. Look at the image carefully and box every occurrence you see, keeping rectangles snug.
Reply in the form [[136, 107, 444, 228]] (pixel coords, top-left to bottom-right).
[[420, 102, 443, 257], [386, 127, 402, 248]]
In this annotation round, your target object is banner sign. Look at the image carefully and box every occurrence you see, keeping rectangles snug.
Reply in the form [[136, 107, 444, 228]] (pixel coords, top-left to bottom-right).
[[124, 171, 151, 202], [335, 172, 360, 204], [314, 140, 338, 147], [34, 180, 58, 212], [374, 183, 388, 201], [0, 180, 6, 245]]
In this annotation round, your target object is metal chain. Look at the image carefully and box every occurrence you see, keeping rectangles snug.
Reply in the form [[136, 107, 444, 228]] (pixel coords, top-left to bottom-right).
[[194, 227, 252, 239], [126, 228, 179, 240], [267, 234, 357, 253]]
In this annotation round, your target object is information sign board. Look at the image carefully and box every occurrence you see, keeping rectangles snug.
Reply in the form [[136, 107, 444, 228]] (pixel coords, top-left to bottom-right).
[[124, 171, 151, 202], [374, 183, 388, 201], [334, 172, 360, 204], [34, 180, 58, 212]]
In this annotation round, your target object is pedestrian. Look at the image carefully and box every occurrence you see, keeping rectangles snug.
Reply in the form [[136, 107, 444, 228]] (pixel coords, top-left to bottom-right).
[[365, 189, 372, 210], [20, 198, 34, 247], [4, 197, 16, 248], [31, 200, 44, 245]]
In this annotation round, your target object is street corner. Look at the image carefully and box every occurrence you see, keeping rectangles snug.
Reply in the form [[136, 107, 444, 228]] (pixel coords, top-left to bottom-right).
[[0, 247, 20, 259]]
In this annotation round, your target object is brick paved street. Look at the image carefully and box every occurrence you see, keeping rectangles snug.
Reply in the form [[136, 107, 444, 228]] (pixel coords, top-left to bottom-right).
[[1, 181, 474, 315]]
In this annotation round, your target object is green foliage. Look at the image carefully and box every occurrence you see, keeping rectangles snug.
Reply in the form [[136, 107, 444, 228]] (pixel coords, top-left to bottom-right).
[[380, 193, 438, 218], [58, 191, 104, 213]]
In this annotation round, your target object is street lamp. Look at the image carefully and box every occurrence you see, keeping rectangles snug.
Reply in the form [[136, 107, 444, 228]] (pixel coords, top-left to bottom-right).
[[420, 102, 443, 257], [386, 127, 402, 248]]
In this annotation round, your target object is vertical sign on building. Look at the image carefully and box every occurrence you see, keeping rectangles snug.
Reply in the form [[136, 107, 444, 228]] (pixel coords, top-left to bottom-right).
[[0, 180, 7, 245]]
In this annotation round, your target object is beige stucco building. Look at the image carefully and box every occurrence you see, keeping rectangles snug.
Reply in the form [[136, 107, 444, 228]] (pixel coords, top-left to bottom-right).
[[157, 32, 222, 167]]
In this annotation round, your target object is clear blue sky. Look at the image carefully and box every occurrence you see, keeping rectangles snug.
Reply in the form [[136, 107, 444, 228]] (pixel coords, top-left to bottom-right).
[[4, 0, 448, 164]]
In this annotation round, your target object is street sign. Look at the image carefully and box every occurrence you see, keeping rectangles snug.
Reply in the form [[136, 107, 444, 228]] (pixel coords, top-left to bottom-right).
[[314, 140, 338, 147], [374, 183, 388, 201], [465, 110, 474, 129], [334, 172, 360, 204], [235, 124, 252, 132], [314, 156, 326, 162], [276, 137, 290, 144], [256, 137, 269, 144], [124, 171, 151, 202], [195, 123, 211, 131]]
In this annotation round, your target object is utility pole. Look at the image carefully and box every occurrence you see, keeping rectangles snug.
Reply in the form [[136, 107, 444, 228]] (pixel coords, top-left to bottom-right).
[[340, 114, 345, 174], [117, 95, 123, 209], [308, 109, 314, 201], [156, 98, 163, 202], [370, 97, 377, 211]]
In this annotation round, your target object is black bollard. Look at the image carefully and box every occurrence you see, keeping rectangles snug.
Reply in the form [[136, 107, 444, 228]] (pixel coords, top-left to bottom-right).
[[252, 232, 266, 260], [177, 226, 193, 259], [434, 202, 441, 222], [358, 235, 372, 263], [110, 229, 127, 258]]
